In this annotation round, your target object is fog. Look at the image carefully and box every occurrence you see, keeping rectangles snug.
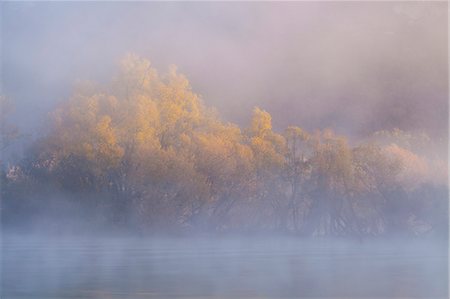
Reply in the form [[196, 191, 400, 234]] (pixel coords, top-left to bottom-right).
[[2, 234, 448, 298], [2, 2, 447, 140], [1, 2, 448, 298]]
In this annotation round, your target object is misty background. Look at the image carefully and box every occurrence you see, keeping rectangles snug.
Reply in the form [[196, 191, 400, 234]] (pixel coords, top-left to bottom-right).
[[1, 3, 449, 299], [2, 2, 448, 147]]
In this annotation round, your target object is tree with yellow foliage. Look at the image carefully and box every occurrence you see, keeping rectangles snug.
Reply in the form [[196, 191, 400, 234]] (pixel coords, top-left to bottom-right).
[[7, 54, 445, 237], [246, 107, 287, 230], [303, 130, 357, 235], [283, 126, 311, 232]]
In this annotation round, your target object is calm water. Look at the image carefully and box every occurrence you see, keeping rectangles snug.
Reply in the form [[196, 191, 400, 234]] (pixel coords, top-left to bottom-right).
[[1, 235, 448, 298]]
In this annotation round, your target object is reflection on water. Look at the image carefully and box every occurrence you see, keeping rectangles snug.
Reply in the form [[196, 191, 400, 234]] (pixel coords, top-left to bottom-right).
[[1, 235, 448, 298]]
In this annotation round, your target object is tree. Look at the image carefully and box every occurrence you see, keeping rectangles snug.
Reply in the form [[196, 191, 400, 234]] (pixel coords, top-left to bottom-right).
[[304, 130, 355, 236], [284, 126, 311, 232], [8, 54, 446, 236], [247, 107, 287, 231], [352, 143, 403, 235]]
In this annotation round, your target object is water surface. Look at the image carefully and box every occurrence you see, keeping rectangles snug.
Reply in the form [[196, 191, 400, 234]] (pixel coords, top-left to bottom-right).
[[2, 235, 448, 298]]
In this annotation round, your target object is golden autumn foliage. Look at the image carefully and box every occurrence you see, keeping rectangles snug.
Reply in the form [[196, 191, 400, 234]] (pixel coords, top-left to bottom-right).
[[8, 54, 446, 236]]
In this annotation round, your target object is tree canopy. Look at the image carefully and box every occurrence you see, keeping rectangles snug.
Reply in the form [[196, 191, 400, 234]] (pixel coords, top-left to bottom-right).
[[2, 55, 447, 237]]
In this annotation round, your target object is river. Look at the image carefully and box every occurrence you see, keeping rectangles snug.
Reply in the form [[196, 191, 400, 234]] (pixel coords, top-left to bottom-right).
[[2, 235, 447, 298]]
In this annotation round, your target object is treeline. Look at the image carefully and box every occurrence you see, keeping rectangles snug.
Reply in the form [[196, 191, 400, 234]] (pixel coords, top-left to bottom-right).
[[1, 54, 448, 236]]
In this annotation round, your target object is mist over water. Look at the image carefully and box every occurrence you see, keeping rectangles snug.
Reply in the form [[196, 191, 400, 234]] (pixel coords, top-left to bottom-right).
[[2, 234, 448, 299], [1, 2, 448, 299]]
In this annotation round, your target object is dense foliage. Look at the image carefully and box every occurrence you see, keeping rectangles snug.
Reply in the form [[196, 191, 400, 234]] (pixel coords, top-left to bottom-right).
[[1, 55, 447, 236]]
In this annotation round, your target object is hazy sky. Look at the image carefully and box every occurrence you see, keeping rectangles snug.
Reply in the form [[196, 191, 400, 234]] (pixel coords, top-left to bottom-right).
[[1, 2, 448, 139]]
